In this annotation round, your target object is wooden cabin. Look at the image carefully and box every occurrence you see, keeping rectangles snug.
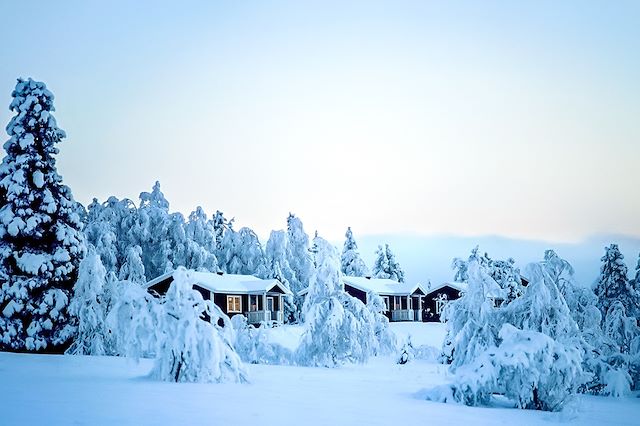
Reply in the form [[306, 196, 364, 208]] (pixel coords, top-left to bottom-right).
[[298, 276, 428, 322], [145, 270, 292, 325], [423, 282, 466, 322]]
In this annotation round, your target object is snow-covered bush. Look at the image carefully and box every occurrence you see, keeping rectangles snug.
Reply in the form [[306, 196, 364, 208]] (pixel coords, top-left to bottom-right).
[[297, 236, 376, 367], [230, 315, 293, 365], [106, 268, 247, 382], [106, 279, 161, 358], [0, 78, 86, 352], [66, 247, 108, 356], [150, 268, 247, 383], [426, 324, 582, 411]]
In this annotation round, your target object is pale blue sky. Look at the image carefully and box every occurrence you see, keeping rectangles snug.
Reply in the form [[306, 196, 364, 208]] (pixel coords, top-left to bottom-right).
[[1, 1, 639, 243]]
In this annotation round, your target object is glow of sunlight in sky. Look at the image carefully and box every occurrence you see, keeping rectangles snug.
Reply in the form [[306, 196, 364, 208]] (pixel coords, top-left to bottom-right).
[[1, 0, 638, 242]]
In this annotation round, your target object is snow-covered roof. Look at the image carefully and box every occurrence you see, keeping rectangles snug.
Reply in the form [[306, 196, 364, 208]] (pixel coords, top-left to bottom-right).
[[146, 270, 292, 295], [425, 281, 468, 295], [342, 276, 428, 296], [298, 276, 427, 297], [425, 281, 506, 300]]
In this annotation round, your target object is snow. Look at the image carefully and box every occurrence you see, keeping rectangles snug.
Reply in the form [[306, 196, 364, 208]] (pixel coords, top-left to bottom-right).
[[146, 270, 292, 295], [342, 276, 426, 295], [0, 322, 638, 425]]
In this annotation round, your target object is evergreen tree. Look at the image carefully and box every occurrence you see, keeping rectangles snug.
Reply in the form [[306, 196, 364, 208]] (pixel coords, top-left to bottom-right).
[[594, 244, 639, 319], [372, 244, 405, 282], [0, 78, 86, 352], [118, 245, 146, 284], [66, 246, 108, 355], [340, 227, 369, 277], [297, 236, 376, 367], [137, 181, 173, 279], [286, 213, 313, 294]]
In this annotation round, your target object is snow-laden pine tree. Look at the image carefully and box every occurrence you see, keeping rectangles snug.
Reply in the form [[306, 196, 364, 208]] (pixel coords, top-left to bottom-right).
[[211, 210, 233, 260], [451, 257, 468, 282], [136, 181, 173, 279], [297, 236, 376, 367], [184, 207, 218, 272], [234, 227, 268, 277], [118, 245, 146, 284], [265, 230, 297, 321], [604, 301, 639, 356], [594, 244, 639, 319], [433, 256, 585, 411], [150, 268, 247, 383], [340, 227, 369, 277], [66, 246, 108, 355], [84, 198, 119, 275], [0, 78, 86, 352], [286, 214, 313, 295], [372, 244, 405, 282], [367, 291, 397, 354], [441, 258, 501, 368]]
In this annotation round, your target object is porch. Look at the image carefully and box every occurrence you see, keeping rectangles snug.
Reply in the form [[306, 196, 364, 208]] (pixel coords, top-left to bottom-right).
[[246, 292, 285, 325]]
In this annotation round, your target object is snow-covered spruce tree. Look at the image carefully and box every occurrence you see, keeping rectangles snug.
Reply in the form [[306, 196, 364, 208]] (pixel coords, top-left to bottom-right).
[[489, 258, 523, 304], [150, 268, 247, 383], [183, 207, 218, 272], [297, 236, 376, 367], [234, 227, 269, 277], [451, 257, 468, 282], [372, 243, 405, 282], [66, 246, 108, 355], [340, 227, 369, 277], [367, 291, 397, 355], [441, 258, 501, 368], [211, 210, 233, 261], [0, 78, 86, 352], [594, 244, 639, 319], [604, 301, 639, 356], [505, 262, 585, 351], [265, 230, 297, 322], [118, 245, 146, 284], [286, 214, 313, 294], [136, 181, 173, 279]]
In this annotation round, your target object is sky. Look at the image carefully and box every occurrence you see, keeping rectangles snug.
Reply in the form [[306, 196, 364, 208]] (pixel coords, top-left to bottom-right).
[[1, 0, 639, 245]]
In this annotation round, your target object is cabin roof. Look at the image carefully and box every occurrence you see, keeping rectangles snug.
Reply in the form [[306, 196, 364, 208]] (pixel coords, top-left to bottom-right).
[[297, 276, 427, 297], [343, 276, 427, 296], [146, 270, 292, 295], [425, 280, 506, 299]]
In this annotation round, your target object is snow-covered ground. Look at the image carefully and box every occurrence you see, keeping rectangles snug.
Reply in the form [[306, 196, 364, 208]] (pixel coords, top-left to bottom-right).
[[0, 323, 638, 426]]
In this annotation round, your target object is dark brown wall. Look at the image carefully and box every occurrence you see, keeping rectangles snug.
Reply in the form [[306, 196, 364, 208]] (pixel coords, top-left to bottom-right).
[[344, 284, 367, 304], [424, 286, 462, 322]]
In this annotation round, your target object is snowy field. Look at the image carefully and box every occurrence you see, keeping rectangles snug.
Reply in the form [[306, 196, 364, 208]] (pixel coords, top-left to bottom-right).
[[0, 323, 638, 426]]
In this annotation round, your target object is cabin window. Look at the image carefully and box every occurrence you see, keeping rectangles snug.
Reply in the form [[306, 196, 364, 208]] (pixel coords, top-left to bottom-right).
[[394, 296, 402, 310], [249, 295, 259, 312], [227, 295, 242, 313], [382, 296, 390, 312]]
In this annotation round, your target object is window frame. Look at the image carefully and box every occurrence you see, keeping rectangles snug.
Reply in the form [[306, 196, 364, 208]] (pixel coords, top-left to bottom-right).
[[227, 295, 242, 313]]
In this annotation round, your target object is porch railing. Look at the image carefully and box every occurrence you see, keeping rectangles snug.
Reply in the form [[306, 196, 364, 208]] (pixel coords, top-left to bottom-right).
[[391, 309, 414, 322], [247, 310, 284, 324]]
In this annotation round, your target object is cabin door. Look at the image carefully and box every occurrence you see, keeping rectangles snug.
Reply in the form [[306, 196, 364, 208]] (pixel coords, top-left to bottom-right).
[[267, 297, 274, 320]]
